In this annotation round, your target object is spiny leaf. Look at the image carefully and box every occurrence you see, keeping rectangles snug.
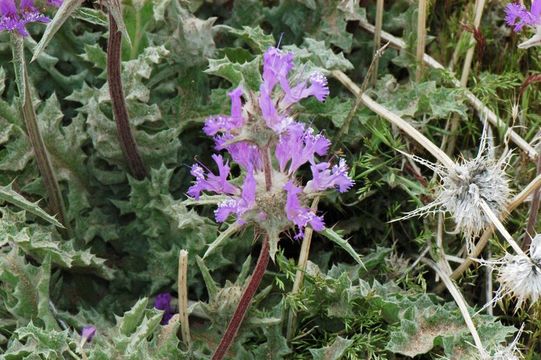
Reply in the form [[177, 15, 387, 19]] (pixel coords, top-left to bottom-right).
[[320, 228, 363, 266], [31, 0, 85, 62], [203, 222, 243, 259], [0, 183, 62, 227], [309, 336, 354, 360]]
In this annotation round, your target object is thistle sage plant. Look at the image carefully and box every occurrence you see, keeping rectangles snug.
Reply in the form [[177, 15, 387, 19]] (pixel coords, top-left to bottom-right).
[[189, 46, 353, 359], [189, 46, 354, 260]]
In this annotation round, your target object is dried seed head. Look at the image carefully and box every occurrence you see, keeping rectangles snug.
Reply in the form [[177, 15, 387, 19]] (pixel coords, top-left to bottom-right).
[[439, 155, 510, 242], [401, 127, 511, 249], [493, 235, 541, 308]]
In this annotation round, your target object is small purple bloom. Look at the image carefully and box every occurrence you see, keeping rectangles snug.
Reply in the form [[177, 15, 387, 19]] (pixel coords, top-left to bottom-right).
[[275, 123, 330, 175], [281, 72, 330, 108], [262, 47, 294, 93], [81, 325, 96, 343], [187, 154, 239, 199], [0, 0, 49, 36], [305, 159, 354, 193], [284, 181, 324, 239], [154, 292, 174, 325], [215, 168, 256, 223], [203, 87, 245, 138], [505, 1, 541, 32]]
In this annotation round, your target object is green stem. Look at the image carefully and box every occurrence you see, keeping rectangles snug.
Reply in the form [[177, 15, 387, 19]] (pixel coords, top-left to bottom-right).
[[107, 13, 147, 180], [10, 34, 67, 229]]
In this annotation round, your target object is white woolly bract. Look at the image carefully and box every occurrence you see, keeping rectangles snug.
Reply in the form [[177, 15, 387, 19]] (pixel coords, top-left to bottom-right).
[[483, 236, 541, 309], [399, 128, 511, 250]]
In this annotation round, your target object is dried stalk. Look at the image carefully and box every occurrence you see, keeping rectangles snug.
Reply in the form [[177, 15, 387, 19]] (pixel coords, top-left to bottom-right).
[[447, 0, 487, 155], [107, 13, 147, 180], [357, 19, 538, 160], [372, 0, 384, 86], [178, 250, 191, 347], [416, 0, 428, 82], [479, 200, 525, 257], [286, 197, 320, 341]]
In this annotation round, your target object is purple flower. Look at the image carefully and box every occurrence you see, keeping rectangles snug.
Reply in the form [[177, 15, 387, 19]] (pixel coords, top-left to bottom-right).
[[281, 72, 330, 108], [81, 325, 96, 343], [258, 87, 293, 133], [214, 133, 262, 171], [284, 181, 324, 239], [275, 123, 330, 175], [154, 292, 174, 325], [0, 0, 49, 36], [203, 87, 245, 137], [305, 159, 354, 193], [262, 47, 294, 94], [505, 1, 541, 32], [187, 154, 239, 199], [215, 168, 256, 223]]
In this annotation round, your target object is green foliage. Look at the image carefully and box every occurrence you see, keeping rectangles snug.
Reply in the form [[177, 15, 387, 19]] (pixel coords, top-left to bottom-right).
[[0, 0, 535, 358]]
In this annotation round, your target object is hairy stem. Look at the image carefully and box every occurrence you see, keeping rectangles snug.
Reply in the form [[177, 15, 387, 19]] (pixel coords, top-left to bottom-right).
[[11, 35, 67, 229], [211, 236, 270, 360], [107, 13, 147, 180], [262, 146, 273, 191]]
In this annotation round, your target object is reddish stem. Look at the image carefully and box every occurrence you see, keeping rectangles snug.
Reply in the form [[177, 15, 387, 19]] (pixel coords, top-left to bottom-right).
[[211, 236, 270, 360], [107, 14, 147, 180]]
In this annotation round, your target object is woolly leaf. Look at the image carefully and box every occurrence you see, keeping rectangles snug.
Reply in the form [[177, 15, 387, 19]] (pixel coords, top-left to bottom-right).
[[205, 56, 262, 91], [309, 336, 354, 360], [0, 183, 62, 227], [320, 228, 363, 266], [227, 25, 276, 53]]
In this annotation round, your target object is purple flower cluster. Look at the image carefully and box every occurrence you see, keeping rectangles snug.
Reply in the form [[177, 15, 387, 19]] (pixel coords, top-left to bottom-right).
[[188, 46, 353, 244], [154, 292, 175, 325], [0, 0, 60, 36], [505, 0, 541, 32]]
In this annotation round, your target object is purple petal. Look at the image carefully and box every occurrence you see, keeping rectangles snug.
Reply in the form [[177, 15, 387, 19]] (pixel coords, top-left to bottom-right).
[[214, 169, 256, 223], [187, 155, 238, 199], [284, 181, 325, 238], [47, 0, 63, 7], [262, 47, 294, 93], [0, 0, 17, 15], [282, 72, 330, 107], [533, 0, 541, 18], [258, 87, 292, 133], [81, 325, 96, 342], [154, 292, 172, 311], [305, 159, 354, 193], [505, 3, 537, 31], [275, 123, 330, 175]]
